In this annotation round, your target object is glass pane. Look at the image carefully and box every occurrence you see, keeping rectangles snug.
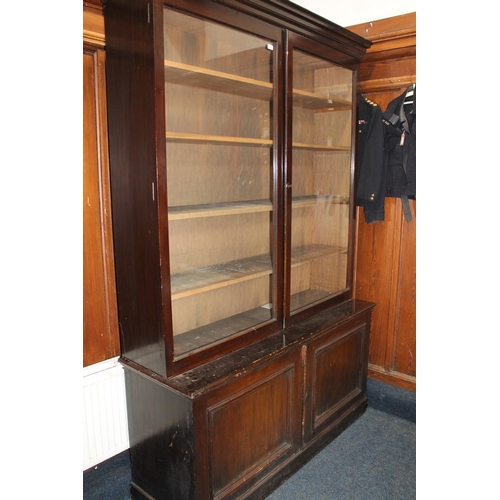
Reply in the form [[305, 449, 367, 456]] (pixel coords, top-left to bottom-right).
[[290, 50, 353, 313], [163, 8, 275, 357]]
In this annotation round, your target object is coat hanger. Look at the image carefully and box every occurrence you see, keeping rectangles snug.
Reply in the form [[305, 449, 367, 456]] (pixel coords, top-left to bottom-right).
[[403, 83, 415, 105]]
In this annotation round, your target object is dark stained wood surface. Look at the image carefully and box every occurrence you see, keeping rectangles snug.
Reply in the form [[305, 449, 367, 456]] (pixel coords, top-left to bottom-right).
[[121, 299, 373, 396], [105, 0, 168, 376], [200, 350, 303, 499]]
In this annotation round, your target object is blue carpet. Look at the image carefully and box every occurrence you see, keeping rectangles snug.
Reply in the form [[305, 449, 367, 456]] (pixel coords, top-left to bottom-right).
[[83, 379, 416, 499], [84, 451, 131, 500], [267, 407, 415, 500], [366, 378, 416, 423]]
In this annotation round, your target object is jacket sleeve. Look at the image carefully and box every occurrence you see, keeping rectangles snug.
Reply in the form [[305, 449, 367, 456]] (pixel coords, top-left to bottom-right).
[[356, 96, 386, 223]]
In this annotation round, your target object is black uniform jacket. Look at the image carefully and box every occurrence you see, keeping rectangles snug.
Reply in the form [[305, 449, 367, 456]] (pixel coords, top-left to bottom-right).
[[356, 95, 386, 223], [356, 86, 416, 223], [382, 84, 416, 222]]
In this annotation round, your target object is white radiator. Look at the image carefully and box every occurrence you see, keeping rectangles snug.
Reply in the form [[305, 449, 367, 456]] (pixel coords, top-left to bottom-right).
[[83, 357, 129, 470]]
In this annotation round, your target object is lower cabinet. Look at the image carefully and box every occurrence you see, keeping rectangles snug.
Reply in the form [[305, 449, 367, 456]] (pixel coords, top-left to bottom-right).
[[124, 300, 373, 500]]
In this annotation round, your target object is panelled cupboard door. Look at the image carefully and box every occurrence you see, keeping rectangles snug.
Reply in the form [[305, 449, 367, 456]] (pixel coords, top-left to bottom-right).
[[303, 319, 369, 443], [193, 349, 303, 499]]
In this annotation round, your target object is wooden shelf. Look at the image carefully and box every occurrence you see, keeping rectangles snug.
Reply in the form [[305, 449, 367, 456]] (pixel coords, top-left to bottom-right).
[[168, 196, 347, 222], [168, 199, 273, 221], [293, 88, 350, 110], [171, 253, 272, 300], [174, 286, 344, 357], [164, 60, 273, 101], [166, 131, 273, 147], [171, 244, 345, 300], [292, 195, 349, 208], [292, 141, 350, 152], [290, 244, 346, 268], [174, 306, 272, 357], [290, 288, 333, 311], [164, 60, 350, 112]]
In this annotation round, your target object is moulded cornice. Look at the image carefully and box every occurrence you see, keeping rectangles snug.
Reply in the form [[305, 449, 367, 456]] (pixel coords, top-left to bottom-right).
[[207, 0, 372, 59]]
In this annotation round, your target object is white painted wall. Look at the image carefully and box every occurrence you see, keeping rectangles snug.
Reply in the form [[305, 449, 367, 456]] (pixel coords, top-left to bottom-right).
[[291, 0, 416, 27]]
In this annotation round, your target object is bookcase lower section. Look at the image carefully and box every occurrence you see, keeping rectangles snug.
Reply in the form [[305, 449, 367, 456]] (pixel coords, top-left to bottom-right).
[[123, 300, 374, 500]]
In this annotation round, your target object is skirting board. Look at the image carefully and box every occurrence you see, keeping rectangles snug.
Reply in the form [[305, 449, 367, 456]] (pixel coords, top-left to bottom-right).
[[83, 357, 130, 470]]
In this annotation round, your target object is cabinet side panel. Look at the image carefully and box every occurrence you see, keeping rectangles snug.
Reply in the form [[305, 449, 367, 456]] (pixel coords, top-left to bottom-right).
[[125, 369, 195, 500], [105, 0, 166, 375]]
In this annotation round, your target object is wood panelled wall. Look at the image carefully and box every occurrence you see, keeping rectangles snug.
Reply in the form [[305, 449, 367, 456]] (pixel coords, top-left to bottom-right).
[[348, 13, 416, 392], [83, 0, 120, 366]]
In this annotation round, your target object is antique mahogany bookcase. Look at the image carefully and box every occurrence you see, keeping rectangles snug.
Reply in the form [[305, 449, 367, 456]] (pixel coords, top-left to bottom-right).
[[103, 0, 374, 498]]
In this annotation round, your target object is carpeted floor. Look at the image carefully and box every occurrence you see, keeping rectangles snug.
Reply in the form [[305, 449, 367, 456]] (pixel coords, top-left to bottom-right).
[[83, 379, 416, 499]]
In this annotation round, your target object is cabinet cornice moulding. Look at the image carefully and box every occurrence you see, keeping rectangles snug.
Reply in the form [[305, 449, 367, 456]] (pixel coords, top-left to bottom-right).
[[217, 0, 371, 58]]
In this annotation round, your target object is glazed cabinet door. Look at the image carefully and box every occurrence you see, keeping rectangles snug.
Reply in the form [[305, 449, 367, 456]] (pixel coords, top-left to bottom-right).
[[160, 4, 284, 369], [285, 34, 356, 323]]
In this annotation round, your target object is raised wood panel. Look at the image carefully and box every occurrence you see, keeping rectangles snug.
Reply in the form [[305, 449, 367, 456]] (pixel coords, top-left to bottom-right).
[[208, 367, 294, 498], [354, 198, 401, 368], [313, 329, 363, 425], [83, 43, 120, 366], [394, 199, 416, 376], [196, 350, 303, 499], [303, 317, 369, 444], [356, 196, 416, 389]]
